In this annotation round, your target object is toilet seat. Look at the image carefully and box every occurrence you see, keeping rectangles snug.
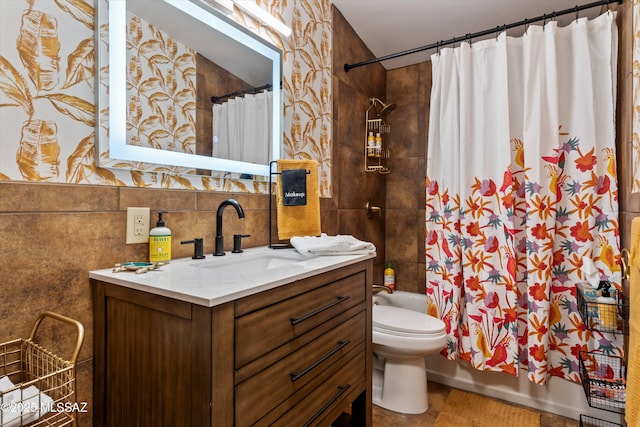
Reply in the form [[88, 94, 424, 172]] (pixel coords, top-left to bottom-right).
[[373, 305, 445, 336]]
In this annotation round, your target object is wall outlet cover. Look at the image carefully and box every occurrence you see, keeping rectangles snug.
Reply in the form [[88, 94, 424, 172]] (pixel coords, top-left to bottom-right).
[[126, 207, 150, 244]]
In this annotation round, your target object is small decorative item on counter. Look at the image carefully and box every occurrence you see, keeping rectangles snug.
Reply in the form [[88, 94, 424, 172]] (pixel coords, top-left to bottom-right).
[[112, 262, 165, 274], [384, 262, 395, 291], [150, 211, 171, 263]]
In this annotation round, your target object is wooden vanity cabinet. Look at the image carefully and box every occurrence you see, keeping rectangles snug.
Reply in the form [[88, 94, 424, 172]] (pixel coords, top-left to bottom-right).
[[92, 259, 373, 426]]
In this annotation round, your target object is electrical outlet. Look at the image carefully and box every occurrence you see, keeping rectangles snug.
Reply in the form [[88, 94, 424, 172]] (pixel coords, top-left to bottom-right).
[[126, 207, 150, 244]]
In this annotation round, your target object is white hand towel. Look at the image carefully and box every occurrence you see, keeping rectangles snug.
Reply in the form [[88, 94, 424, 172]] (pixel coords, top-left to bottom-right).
[[1, 383, 53, 427], [290, 234, 376, 257], [0, 376, 15, 393]]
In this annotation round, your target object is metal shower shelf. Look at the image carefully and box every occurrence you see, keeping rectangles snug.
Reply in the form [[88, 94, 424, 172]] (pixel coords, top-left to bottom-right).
[[365, 97, 395, 174]]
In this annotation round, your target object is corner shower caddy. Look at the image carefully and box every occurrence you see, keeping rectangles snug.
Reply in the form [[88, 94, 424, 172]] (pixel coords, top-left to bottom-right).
[[364, 97, 393, 174]]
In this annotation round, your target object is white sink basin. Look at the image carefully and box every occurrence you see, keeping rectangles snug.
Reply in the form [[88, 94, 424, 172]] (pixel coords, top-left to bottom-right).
[[188, 249, 309, 278]]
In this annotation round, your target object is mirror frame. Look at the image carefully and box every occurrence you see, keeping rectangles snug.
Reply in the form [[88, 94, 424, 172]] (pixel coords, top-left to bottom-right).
[[99, 0, 283, 177]]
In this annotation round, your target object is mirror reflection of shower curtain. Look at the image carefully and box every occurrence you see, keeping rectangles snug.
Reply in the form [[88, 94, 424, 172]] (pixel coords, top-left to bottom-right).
[[426, 12, 621, 385], [212, 90, 272, 164]]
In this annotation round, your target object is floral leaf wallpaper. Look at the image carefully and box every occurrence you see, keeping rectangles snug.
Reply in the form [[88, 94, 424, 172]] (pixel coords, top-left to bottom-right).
[[0, 0, 333, 197], [125, 13, 196, 155]]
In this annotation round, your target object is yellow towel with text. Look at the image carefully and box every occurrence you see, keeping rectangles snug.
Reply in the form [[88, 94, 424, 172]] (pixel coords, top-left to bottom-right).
[[626, 216, 640, 426], [276, 159, 321, 240]]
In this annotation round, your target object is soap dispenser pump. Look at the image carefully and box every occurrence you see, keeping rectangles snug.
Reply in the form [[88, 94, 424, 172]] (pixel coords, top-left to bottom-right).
[[150, 211, 171, 263]]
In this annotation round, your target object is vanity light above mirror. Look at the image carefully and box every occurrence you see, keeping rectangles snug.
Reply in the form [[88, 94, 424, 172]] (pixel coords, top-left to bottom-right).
[[97, 0, 283, 178]]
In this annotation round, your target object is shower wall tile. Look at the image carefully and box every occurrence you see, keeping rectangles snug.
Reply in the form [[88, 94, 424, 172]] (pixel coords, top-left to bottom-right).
[[332, 7, 386, 99], [337, 143, 368, 210], [387, 64, 420, 106], [338, 209, 367, 239], [385, 63, 430, 291], [332, 4, 387, 275], [387, 156, 420, 210], [387, 102, 420, 159], [386, 208, 419, 262], [393, 260, 419, 293], [336, 81, 368, 151]]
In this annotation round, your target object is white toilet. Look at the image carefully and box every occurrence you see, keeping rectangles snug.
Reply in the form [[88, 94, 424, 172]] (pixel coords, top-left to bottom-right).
[[372, 290, 447, 414]]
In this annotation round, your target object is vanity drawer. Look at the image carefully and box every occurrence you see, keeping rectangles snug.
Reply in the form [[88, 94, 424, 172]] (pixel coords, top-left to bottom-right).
[[269, 353, 365, 427], [235, 271, 365, 367], [235, 313, 364, 426]]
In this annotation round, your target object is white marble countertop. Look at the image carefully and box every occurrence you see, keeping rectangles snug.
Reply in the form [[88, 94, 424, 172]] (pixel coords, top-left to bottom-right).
[[89, 246, 375, 307]]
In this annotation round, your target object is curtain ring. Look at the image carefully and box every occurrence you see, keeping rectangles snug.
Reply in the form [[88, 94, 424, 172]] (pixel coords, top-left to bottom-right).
[[436, 40, 440, 55], [524, 18, 528, 33], [543, 13, 546, 26], [466, 33, 472, 45], [495, 26, 500, 40], [552, 11, 557, 22], [575, 5, 579, 21]]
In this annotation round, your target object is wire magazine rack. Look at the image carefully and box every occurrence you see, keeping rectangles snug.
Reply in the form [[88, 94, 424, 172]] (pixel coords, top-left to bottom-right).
[[0, 312, 85, 427]]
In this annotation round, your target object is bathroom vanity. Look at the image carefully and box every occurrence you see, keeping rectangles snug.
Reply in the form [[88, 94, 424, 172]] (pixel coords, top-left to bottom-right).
[[90, 247, 374, 426]]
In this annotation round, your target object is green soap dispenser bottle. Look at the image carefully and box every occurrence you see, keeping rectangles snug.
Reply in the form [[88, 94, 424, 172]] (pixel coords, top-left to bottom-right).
[[150, 211, 171, 263]]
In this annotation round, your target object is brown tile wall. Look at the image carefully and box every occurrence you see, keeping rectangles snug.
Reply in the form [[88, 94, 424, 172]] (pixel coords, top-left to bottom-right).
[[332, 6, 388, 282], [384, 63, 432, 293], [0, 183, 277, 425]]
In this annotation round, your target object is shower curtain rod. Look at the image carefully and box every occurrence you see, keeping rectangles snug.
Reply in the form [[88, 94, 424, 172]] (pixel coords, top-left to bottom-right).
[[210, 83, 272, 103], [344, 0, 623, 72]]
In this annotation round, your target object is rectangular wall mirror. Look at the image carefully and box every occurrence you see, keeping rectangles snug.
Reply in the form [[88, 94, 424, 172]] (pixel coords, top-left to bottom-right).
[[97, 0, 283, 178]]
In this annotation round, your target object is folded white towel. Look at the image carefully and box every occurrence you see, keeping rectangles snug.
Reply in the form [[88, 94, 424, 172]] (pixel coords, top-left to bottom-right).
[[0, 378, 53, 427], [0, 376, 15, 393], [290, 234, 376, 257]]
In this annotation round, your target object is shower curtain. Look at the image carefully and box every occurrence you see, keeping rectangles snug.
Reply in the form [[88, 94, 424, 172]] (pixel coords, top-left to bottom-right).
[[425, 12, 623, 384], [212, 90, 272, 164]]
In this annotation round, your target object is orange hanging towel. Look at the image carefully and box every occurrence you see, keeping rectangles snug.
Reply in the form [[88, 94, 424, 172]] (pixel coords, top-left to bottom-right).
[[276, 159, 321, 240], [626, 216, 640, 426]]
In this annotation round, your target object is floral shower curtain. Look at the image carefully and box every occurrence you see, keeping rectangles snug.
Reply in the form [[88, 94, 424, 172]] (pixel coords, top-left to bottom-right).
[[425, 12, 623, 384]]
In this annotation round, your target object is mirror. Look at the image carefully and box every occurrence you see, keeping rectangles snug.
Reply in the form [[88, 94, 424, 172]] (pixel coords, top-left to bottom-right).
[[97, 0, 283, 178]]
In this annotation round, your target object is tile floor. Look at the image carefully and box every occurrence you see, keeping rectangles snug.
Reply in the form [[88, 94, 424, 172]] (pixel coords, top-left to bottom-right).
[[369, 381, 580, 427]]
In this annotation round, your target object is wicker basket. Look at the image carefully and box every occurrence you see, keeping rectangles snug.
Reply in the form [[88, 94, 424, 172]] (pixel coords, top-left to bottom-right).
[[0, 312, 84, 427]]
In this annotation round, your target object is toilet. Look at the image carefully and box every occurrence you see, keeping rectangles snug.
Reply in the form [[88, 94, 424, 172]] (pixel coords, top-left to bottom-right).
[[372, 291, 447, 414]]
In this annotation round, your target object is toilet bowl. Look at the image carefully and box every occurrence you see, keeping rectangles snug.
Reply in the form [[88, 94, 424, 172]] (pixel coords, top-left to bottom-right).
[[372, 291, 447, 414]]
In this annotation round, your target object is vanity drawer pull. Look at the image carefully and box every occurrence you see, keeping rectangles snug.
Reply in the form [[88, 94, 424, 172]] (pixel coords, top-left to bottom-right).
[[290, 339, 350, 382], [290, 295, 350, 326], [303, 384, 351, 427]]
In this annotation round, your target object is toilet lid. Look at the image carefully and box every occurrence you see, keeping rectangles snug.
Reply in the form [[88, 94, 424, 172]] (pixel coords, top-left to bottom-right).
[[373, 305, 446, 335]]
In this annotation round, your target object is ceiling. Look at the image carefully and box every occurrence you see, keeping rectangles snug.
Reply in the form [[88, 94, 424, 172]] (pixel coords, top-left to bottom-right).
[[332, 0, 612, 70]]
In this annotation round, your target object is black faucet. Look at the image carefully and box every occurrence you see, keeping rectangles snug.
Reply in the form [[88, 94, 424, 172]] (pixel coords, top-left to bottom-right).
[[214, 199, 245, 256]]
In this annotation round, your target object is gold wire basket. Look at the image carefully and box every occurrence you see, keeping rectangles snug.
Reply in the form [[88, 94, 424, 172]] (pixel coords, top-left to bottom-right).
[[0, 312, 84, 427]]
